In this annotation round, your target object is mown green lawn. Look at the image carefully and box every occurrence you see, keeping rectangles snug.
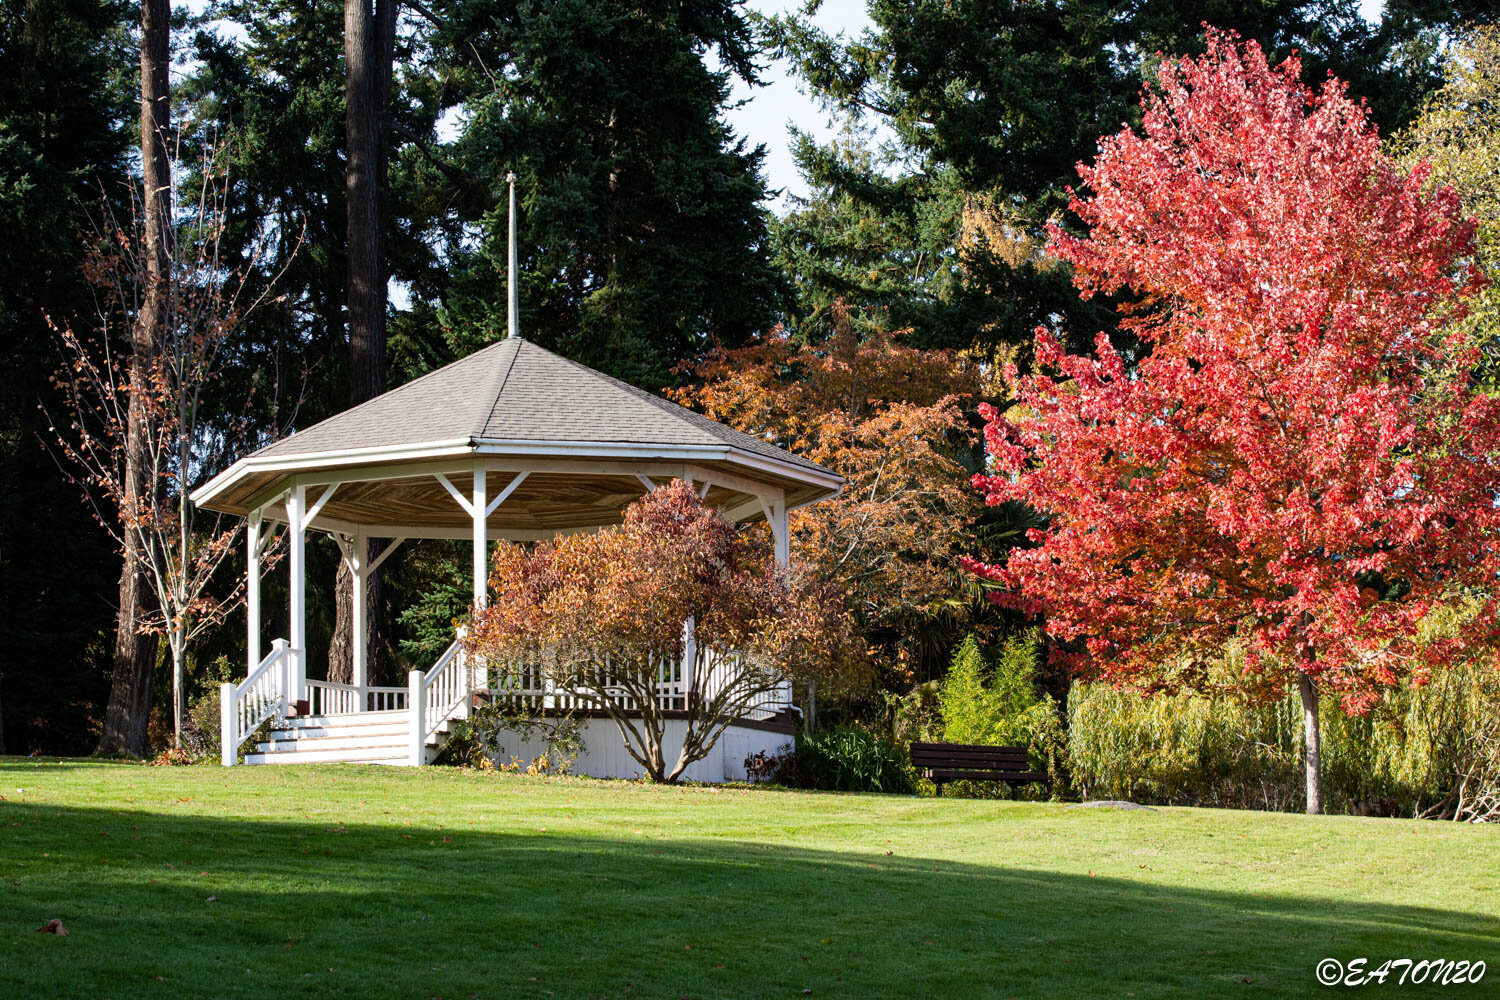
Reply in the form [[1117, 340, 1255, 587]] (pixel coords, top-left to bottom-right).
[[1, 760, 1497, 999]]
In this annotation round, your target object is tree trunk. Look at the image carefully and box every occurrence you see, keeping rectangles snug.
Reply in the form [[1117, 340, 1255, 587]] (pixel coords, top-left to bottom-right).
[[97, 0, 170, 758], [170, 633, 185, 748], [1298, 671, 1324, 815], [331, 0, 395, 684]]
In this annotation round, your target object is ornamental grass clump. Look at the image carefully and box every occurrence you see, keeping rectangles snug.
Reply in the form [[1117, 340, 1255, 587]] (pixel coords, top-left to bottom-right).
[[466, 480, 862, 783]]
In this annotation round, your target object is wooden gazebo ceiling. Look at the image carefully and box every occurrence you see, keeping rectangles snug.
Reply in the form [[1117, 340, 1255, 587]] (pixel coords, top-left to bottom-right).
[[263, 470, 755, 539]]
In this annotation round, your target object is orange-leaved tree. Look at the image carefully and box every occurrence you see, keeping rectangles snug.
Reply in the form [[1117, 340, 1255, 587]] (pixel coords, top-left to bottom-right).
[[964, 32, 1500, 814], [48, 138, 299, 747], [675, 306, 984, 682], [466, 481, 860, 783]]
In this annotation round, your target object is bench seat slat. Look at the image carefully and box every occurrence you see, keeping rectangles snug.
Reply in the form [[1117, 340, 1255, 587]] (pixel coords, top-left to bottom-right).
[[911, 755, 1031, 766], [922, 768, 1048, 783], [911, 747, 1027, 760], [915, 761, 1031, 772]]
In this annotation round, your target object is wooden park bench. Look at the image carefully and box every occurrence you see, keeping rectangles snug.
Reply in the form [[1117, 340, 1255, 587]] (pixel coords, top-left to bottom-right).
[[910, 741, 1049, 797]]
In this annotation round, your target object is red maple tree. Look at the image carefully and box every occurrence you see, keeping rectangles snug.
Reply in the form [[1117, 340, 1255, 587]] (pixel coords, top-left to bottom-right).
[[964, 32, 1499, 813]]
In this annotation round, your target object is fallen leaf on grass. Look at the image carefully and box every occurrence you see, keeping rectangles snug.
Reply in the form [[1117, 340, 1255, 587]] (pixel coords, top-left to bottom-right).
[[35, 920, 68, 936]]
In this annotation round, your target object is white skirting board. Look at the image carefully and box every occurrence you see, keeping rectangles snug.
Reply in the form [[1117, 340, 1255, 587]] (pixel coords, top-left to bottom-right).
[[489, 717, 793, 782]]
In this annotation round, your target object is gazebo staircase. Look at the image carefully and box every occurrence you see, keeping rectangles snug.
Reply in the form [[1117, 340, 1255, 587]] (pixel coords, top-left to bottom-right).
[[243, 710, 459, 765], [221, 637, 477, 767]]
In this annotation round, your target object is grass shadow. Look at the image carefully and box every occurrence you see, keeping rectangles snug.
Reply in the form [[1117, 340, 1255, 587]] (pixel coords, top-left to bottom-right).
[[2, 789, 1496, 999]]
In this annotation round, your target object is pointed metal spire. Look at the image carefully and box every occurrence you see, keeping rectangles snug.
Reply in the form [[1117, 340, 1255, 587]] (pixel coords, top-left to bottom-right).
[[506, 171, 519, 339]]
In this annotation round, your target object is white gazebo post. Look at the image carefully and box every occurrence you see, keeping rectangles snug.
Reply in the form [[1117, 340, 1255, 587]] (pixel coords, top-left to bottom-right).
[[771, 498, 790, 570], [766, 496, 805, 727], [246, 508, 262, 672], [471, 466, 488, 695], [350, 528, 367, 707], [288, 484, 306, 711]]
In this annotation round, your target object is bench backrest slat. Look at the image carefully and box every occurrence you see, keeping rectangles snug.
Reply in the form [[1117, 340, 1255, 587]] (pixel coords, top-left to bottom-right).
[[909, 742, 1030, 769], [911, 741, 1025, 754]]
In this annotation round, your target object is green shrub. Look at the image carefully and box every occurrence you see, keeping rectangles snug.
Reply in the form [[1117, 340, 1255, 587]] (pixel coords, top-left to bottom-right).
[[435, 703, 584, 773], [1066, 684, 1302, 809], [774, 726, 914, 794], [933, 632, 1067, 797], [179, 656, 239, 764], [879, 681, 942, 747]]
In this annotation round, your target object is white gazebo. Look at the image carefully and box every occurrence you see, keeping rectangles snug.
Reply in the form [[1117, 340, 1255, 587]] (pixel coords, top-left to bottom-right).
[[192, 335, 843, 778]]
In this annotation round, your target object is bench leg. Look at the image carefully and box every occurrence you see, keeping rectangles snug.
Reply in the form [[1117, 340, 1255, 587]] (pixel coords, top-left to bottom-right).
[[935, 781, 943, 798]]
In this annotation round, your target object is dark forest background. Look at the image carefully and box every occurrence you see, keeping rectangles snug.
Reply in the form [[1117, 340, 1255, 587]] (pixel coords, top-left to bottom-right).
[[0, 0, 1488, 754]]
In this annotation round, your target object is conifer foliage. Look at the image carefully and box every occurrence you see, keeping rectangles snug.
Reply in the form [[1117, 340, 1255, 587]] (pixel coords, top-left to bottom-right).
[[964, 33, 1500, 813]]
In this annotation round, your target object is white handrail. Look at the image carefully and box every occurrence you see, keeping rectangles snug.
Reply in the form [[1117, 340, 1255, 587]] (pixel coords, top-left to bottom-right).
[[220, 639, 291, 767], [408, 638, 471, 765]]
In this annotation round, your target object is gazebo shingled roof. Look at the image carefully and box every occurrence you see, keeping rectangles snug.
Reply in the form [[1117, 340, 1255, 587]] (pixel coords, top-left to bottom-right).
[[192, 337, 843, 538]]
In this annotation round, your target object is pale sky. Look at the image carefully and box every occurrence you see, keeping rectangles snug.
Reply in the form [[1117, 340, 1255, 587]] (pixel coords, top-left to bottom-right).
[[718, 0, 877, 210]]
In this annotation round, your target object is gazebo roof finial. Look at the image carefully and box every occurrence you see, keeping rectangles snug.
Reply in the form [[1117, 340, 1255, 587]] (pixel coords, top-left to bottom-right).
[[506, 170, 519, 340]]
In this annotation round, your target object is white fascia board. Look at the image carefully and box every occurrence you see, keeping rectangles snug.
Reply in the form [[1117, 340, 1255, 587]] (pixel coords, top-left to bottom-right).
[[473, 438, 844, 492], [189, 438, 476, 507], [722, 447, 844, 491], [193, 435, 843, 509]]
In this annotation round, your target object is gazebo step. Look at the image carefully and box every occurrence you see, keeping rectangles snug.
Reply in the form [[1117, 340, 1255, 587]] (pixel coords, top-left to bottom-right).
[[244, 745, 416, 765], [256, 732, 410, 753], [268, 719, 410, 741], [280, 710, 409, 729]]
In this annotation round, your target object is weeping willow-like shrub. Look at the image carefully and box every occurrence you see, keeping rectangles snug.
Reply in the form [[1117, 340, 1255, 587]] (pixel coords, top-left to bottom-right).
[[1067, 652, 1500, 817], [1066, 684, 1303, 810]]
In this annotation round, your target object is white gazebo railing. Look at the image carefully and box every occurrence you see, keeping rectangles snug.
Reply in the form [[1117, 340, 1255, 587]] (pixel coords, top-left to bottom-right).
[[219, 638, 292, 766], [220, 633, 793, 768], [306, 678, 409, 715], [490, 649, 791, 722]]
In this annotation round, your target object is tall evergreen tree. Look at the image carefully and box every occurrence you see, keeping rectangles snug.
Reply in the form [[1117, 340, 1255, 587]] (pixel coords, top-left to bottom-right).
[[765, 0, 1490, 358], [185, 0, 454, 683], [429, 0, 786, 390], [0, 0, 133, 753]]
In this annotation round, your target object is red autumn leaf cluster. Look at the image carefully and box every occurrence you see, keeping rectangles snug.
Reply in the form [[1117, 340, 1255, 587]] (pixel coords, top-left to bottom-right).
[[964, 32, 1500, 713]]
